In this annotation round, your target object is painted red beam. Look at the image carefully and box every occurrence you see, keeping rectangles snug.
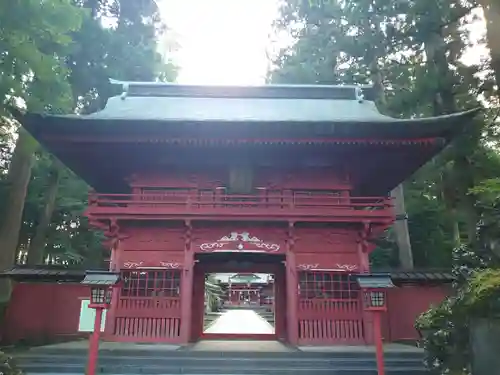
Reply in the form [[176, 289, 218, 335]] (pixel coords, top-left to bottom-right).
[[87, 213, 394, 225], [86, 210, 394, 223]]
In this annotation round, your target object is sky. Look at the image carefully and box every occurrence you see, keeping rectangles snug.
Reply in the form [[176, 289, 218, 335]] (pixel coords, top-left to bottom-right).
[[158, 0, 488, 86], [159, 0, 280, 85]]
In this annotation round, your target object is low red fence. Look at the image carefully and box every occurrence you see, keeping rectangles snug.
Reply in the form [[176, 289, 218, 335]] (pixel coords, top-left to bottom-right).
[[384, 285, 451, 342], [1, 283, 88, 344], [0, 281, 449, 345]]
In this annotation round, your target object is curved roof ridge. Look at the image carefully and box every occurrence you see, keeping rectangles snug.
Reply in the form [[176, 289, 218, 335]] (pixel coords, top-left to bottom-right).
[[109, 78, 374, 90]]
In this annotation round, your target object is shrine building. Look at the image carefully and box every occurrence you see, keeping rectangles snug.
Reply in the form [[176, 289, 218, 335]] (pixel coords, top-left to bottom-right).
[[10, 80, 478, 346], [214, 273, 275, 307]]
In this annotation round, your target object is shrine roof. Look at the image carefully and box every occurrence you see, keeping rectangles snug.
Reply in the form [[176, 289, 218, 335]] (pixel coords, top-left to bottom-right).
[[0, 265, 89, 283], [389, 270, 455, 282], [370, 270, 455, 284], [18, 80, 480, 141], [15, 81, 481, 194], [214, 273, 270, 284]]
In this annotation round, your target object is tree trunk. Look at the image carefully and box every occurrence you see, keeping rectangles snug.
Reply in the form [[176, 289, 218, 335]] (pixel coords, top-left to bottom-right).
[[0, 128, 36, 303], [369, 56, 414, 269], [424, 24, 470, 249], [391, 184, 414, 269], [26, 166, 60, 266], [479, 0, 500, 95]]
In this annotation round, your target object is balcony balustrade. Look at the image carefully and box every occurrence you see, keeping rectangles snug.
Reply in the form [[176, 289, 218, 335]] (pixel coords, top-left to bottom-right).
[[86, 192, 394, 222]]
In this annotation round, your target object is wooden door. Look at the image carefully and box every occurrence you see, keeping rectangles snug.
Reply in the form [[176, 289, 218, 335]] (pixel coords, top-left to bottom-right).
[[111, 269, 182, 343], [297, 271, 364, 344]]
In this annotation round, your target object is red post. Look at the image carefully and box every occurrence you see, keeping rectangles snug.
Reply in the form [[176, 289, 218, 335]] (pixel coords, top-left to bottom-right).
[[372, 311, 385, 375], [87, 307, 103, 375], [180, 262, 194, 342], [285, 251, 298, 345]]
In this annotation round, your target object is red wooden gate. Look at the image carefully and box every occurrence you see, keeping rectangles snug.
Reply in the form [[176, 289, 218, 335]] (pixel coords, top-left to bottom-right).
[[297, 271, 364, 344], [112, 269, 182, 342]]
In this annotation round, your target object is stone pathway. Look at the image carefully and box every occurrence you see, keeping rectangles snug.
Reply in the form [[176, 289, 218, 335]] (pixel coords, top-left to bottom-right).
[[189, 340, 293, 352], [204, 309, 275, 334]]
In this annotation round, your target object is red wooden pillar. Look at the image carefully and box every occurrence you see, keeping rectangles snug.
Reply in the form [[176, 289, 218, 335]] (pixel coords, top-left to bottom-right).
[[357, 232, 374, 344], [285, 250, 299, 345], [274, 266, 286, 341], [104, 239, 120, 339], [180, 223, 194, 344], [87, 307, 104, 375], [190, 265, 205, 341]]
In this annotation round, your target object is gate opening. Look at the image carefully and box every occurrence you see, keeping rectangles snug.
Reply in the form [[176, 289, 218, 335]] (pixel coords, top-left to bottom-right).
[[192, 252, 285, 341], [203, 273, 276, 336]]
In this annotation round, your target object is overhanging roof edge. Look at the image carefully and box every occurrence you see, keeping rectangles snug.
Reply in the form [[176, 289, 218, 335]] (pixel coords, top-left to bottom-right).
[[19, 107, 481, 126], [110, 78, 375, 90]]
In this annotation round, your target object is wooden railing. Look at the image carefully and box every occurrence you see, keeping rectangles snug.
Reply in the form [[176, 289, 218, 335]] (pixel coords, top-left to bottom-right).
[[115, 296, 181, 318], [87, 192, 393, 220]]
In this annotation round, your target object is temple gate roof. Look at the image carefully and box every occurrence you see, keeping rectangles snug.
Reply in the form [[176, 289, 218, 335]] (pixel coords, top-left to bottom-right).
[[20, 79, 479, 140], [15, 80, 481, 193]]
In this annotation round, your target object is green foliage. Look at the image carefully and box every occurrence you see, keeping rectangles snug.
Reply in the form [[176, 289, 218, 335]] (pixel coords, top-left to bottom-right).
[[0, 0, 178, 270], [0, 351, 23, 375], [464, 269, 500, 310], [68, 0, 177, 113], [0, 0, 84, 114], [271, 0, 500, 372], [416, 269, 500, 374], [270, 0, 500, 271], [22, 154, 106, 266]]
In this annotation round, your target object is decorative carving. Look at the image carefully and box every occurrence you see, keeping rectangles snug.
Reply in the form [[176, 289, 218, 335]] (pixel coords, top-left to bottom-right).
[[219, 232, 260, 242], [159, 262, 181, 269], [199, 231, 281, 253], [297, 263, 359, 272], [336, 264, 359, 271], [122, 261, 182, 269], [297, 264, 319, 270], [123, 261, 144, 269]]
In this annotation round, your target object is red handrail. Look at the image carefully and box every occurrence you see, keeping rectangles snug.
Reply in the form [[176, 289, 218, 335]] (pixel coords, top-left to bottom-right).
[[89, 192, 393, 211]]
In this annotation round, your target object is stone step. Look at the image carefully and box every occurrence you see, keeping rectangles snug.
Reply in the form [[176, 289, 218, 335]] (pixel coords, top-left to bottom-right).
[[13, 348, 425, 360], [15, 350, 428, 375], [13, 342, 428, 375], [15, 354, 424, 367], [19, 363, 427, 375]]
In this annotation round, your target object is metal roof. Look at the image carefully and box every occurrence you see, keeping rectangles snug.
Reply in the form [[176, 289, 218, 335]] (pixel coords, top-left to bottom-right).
[[81, 271, 120, 286], [0, 266, 87, 283], [17, 80, 480, 139], [82, 80, 392, 123], [213, 273, 270, 284], [390, 271, 455, 282], [13, 80, 481, 195], [356, 274, 395, 289]]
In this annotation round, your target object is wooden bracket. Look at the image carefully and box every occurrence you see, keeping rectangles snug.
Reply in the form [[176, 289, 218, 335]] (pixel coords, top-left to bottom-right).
[[184, 220, 193, 251]]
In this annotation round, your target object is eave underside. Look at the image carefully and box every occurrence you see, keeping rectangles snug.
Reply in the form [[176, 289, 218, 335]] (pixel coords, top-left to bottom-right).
[[18, 109, 479, 195], [22, 109, 479, 141], [36, 140, 445, 195]]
